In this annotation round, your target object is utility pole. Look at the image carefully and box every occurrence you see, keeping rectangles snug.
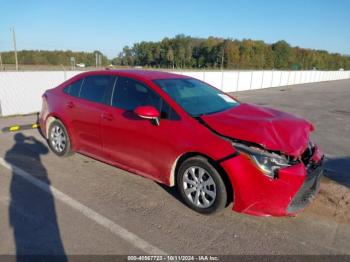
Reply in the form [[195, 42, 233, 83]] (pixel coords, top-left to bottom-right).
[[220, 41, 226, 70], [0, 38, 2, 70], [11, 27, 19, 71], [220, 51, 224, 70], [0, 52, 3, 70], [70, 57, 75, 70]]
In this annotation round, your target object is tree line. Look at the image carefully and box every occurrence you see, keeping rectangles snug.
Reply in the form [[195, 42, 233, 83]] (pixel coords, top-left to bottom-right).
[[113, 35, 350, 70], [0, 50, 109, 67], [1, 35, 349, 70]]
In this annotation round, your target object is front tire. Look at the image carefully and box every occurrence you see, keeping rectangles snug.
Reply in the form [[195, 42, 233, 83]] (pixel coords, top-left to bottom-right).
[[177, 156, 227, 214], [48, 120, 73, 157]]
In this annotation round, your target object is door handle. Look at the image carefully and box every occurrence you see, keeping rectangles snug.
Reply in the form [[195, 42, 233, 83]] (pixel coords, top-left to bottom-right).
[[66, 101, 75, 109], [101, 113, 114, 121]]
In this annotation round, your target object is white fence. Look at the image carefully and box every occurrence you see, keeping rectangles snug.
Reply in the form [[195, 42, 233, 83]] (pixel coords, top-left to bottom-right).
[[0, 70, 349, 117], [178, 70, 350, 92], [0, 71, 81, 117]]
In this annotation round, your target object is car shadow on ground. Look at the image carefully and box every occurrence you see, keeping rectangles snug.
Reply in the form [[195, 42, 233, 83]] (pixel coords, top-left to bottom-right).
[[5, 132, 67, 261], [156, 182, 184, 204], [156, 181, 235, 209], [324, 156, 350, 188]]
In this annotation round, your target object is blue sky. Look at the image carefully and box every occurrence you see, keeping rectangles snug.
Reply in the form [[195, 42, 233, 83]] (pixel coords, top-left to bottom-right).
[[0, 0, 349, 58]]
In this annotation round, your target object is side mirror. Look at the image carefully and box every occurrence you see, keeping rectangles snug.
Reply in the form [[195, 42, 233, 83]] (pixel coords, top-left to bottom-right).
[[134, 106, 160, 125]]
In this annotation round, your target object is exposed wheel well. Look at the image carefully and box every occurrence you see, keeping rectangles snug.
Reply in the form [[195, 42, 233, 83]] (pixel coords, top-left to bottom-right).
[[45, 116, 57, 139], [172, 152, 234, 207]]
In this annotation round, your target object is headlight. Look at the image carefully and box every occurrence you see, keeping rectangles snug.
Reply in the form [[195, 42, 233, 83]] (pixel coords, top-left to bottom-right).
[[233, 142, 291, 179], [250, 154, 290, 178]]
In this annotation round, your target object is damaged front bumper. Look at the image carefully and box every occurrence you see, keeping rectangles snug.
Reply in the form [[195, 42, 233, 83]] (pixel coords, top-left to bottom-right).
[[287, 160, 323, 214], [220, 145, 324, 217]]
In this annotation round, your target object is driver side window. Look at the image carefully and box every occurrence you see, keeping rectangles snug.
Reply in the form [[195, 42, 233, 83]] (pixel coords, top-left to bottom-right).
[[112, 77, 179, 120]]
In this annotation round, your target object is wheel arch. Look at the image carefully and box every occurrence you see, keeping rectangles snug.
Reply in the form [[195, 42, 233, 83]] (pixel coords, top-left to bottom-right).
[[45, 115, 56, 139], [170, 152, 234, 206], [45, 114, 75, 151]]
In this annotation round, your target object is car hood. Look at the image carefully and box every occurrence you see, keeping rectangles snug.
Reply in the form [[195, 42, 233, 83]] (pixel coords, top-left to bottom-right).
[[201, 103, 314, 157]]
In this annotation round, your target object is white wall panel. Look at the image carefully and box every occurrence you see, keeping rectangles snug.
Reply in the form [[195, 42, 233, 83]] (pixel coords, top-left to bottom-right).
[[0, 70, 349, 116], [221, 71, 239, 92]]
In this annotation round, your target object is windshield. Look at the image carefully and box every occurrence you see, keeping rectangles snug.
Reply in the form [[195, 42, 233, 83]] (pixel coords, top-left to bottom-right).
[[154, 78, 239, 116]]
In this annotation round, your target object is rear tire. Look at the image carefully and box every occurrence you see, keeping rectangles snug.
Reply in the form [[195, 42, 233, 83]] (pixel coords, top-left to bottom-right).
[[48, 120, 73, 157], [177, 156, 227, 214]]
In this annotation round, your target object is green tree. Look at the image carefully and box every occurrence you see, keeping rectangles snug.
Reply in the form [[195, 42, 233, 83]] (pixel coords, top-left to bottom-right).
[[166, 48, 174, 68], [272, 40, 292, 69]]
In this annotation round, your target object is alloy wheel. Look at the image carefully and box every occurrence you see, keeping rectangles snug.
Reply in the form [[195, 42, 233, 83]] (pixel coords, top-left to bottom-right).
[[50, 125, 67, 153], [182, 166, 217, 208]]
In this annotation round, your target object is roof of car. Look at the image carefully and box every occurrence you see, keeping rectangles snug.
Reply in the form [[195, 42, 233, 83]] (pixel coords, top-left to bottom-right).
[[91, 69, 190, 80]]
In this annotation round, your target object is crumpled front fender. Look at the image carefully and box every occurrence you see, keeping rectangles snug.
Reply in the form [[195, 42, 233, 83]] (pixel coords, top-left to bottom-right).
[[221, 154, 306, 216]]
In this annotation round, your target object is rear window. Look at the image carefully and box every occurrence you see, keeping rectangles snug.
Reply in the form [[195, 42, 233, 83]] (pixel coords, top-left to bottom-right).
[[64, 78, 83, 97]]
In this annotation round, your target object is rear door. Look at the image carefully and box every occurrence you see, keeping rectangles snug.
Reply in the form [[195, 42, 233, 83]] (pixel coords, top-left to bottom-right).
[[64, 74, 116, 157], [101, 76, 185, 183]]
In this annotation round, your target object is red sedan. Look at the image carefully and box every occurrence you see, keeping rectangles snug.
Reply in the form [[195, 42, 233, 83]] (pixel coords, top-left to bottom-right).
[[39, 70, 324, 216]]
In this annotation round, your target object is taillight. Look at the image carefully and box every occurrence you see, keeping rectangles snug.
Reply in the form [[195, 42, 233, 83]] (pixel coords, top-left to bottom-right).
[[40, 93, 48, 115]]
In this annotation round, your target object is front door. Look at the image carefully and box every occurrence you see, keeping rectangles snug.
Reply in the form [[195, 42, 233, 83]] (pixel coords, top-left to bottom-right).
[[101, 76, 184, 183]]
